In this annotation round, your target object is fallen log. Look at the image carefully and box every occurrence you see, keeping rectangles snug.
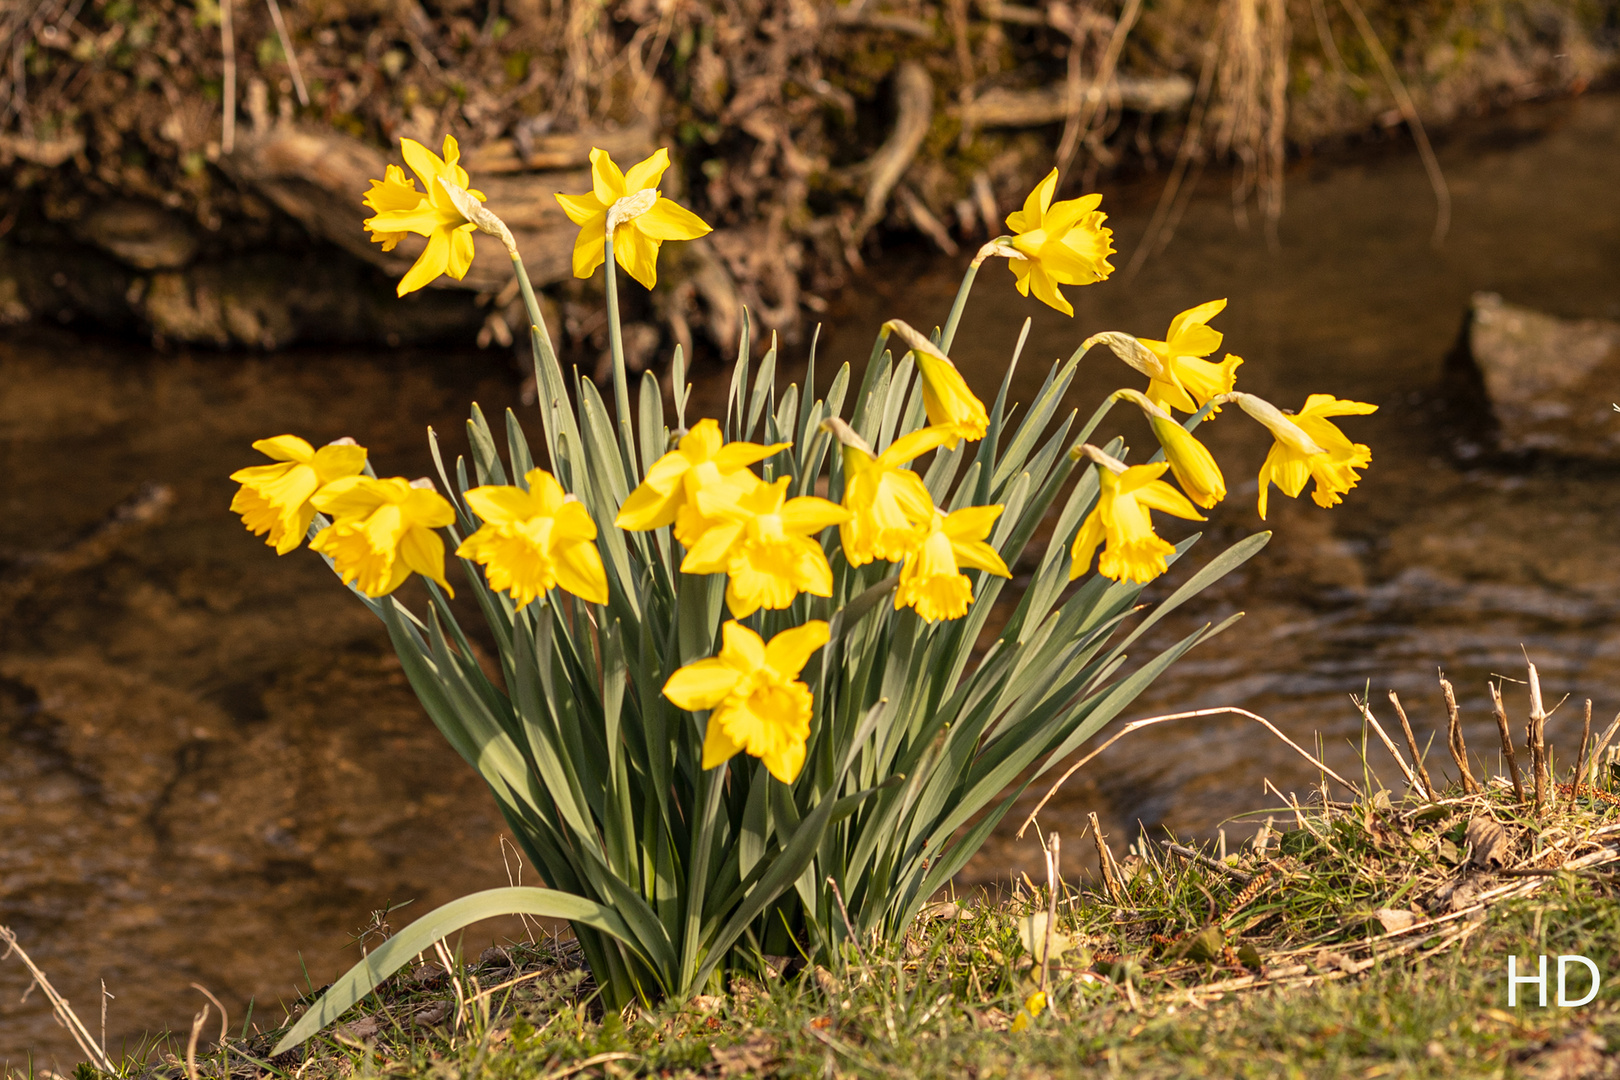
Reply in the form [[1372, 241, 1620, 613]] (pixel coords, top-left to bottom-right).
[[220, 122, 656, 291], [961, 75, 1195, 128]]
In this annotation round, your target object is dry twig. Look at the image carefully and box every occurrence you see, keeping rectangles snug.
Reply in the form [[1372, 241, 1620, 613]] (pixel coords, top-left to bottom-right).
[[1490, 681, 1527, 804], [1439, 673, 1479, 794], [1527, 661, 1549, 812], [1, 926, 115, 1071], [1388, 690, 1435, 802]]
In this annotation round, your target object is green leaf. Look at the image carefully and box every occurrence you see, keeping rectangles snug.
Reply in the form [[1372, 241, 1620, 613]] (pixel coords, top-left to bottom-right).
[[270, 887, 639, 1054]]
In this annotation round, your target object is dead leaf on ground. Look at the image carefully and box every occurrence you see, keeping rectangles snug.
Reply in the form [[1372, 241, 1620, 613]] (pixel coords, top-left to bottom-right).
[[1017, 911, 1073, 966], [411, 1001, 452, 1027], [712, 1033, 778, 1076], [691, 994, 726, 1013], [1467, 816, 1511, 869], [336, 1016, 382, 1041], [1373, 908, 1420, 934]]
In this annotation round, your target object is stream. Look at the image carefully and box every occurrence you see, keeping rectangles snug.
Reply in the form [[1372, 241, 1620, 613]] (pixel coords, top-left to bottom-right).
[[4, 91, 1619, 1063]]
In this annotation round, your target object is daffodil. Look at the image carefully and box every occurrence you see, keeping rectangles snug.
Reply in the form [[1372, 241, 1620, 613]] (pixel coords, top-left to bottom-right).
[[895, 503, 1011, 623], [663, 619, 829, 783], [1111, 388, 1227, 510], [555, 147, 712, 289], [1136, 300, 1244, 414], [1004, 168, 1115, 316], [456, 468, 608, 606], [1236, 392, 1376, 519], [885, 320, 989, 447], [1151, 413, 1226, 509], [833, 423, 953, 565], [230, 435, 368, 555], [615, 419, 788, 546], [680, 477, 849, 618], [1069, 451, 1205, 584], [310, 476, 456, 597], [361, 165, 420, 252], [362, 135, 485, 296]]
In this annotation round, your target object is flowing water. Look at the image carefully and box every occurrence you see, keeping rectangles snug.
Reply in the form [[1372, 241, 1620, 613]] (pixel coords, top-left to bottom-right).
[[5, 92, 1619, 1063]]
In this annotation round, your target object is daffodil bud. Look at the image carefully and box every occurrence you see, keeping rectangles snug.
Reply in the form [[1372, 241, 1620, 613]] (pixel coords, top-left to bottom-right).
[[882, 319, 988, 447], [1108, 388, 1226, 509], [1149, 414, 1226, 509]]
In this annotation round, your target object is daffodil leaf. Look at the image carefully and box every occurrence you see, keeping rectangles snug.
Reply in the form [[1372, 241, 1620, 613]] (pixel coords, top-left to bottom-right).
[[270, 887, 641, 1055], [505, 408, 535, 485], [467, 403, 508, 487]]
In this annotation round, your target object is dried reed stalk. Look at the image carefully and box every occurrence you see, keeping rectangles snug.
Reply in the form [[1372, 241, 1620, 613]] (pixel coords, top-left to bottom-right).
[[1572, 699, 1592, 810], [1439, 673, 1479, 794], [1088, 812, 1126, 905], [1587, 710, 1620, 787], [1387, 690, 1435, 802], [1527, 662, 1549, 812], [1357, 697, 1427, 799], [1490, 681, 1527, 804], [220, 0, 235, 154], [1040, 832, 1060, 992], [263, 0, 309, 106], [0, 925, 115, 1072]]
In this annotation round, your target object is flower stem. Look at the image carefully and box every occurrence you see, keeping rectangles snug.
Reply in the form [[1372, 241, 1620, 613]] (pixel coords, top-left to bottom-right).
[[509, 252, 556, 356], [603, 234, 638, 478], [938, 260, 980, 356]]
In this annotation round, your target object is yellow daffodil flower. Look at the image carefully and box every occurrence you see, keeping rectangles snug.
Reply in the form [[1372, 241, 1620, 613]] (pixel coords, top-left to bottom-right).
[[663, 619, 829, 783], [885, 320, 989, 447], [555, 147, 712, 289], [680, 477, 849, 618], [456, 468, 608, 606], [1236, 392, 1376, 519], [1010, 990, 1047, 1033], [310, 476, 456, 597], [1111, 388, 1227, 509], [1151, 413, 1226, 509], [1069, 453, 1205, 584], [832, 422, 953, 566], [896, 504, 1011, 623], [362, 135, 486, 296], [615, 419, 788, 546], [1137, 300, 1243, 414], [1004, 168, 1115, 316], [230, 435, 368, 555], [361, 165, 420, 252]]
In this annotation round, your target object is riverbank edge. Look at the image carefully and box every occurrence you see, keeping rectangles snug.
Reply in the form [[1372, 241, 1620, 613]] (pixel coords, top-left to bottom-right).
[[5, 2, 1617, 358], [55, 766, 1620, 1080]]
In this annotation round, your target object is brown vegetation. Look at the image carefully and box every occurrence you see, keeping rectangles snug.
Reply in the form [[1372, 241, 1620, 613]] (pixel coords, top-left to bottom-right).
[[0, 0, 1614, 353]]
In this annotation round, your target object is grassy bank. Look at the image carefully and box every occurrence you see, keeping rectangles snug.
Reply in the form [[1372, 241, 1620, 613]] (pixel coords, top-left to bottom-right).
[[85, 763, 1620, 1080]]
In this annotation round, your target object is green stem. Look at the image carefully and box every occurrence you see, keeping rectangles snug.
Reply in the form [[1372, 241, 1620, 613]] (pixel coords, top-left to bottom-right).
[[509, 252, 557, 359], [603, 234, 638, 478], [938, 260, 980, 356]]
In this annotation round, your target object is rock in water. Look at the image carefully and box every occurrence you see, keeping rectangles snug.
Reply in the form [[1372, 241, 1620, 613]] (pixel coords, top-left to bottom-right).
[[1468, 292, 1620, 458]]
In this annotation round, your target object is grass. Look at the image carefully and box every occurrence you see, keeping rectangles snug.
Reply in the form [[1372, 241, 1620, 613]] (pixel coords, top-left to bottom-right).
[[59, 738, 1620, 1080]]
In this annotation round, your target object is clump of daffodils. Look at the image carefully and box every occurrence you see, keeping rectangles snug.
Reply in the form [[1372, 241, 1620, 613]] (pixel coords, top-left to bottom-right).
[[244, 145, 1380, 1041]]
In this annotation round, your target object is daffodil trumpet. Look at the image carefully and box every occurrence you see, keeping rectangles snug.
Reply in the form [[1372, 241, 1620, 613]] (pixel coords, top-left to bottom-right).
[[1232, 391, 1375, 519], [1069, 444, 1206, 584]]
